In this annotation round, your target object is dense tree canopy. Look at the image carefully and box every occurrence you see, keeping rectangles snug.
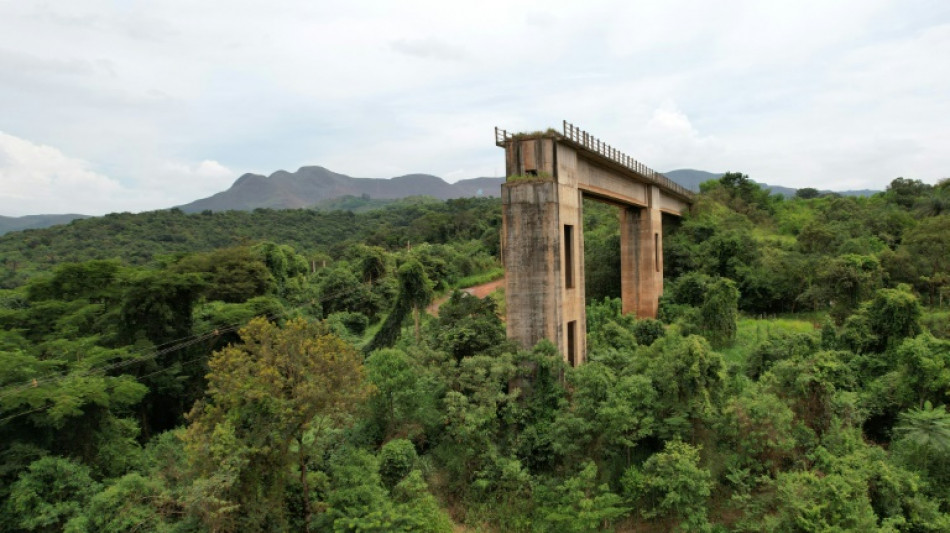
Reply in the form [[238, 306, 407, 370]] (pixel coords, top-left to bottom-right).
[[1, 179, 949, 531]]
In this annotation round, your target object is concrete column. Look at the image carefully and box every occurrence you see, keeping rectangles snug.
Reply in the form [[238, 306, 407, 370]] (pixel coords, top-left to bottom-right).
[[636, 186, 663, 318], [619, 206, 640, 315], [501, 180, 562, 351]]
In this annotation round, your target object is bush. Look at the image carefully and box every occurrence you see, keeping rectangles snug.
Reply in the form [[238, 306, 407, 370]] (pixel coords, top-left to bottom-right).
[[622, 440, 712, 531], [379, 439, 418, 490]]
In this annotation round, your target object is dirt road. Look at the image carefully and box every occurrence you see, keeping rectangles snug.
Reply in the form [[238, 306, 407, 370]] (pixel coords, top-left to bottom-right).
[[426, 277, 504, 316]]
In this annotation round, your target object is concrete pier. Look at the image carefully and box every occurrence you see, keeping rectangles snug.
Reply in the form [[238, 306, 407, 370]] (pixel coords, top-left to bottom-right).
[[497, 122, 693, 364]]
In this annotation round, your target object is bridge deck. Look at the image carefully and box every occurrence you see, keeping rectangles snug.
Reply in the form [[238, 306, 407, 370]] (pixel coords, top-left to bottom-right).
[[495, 121, 695, 204]]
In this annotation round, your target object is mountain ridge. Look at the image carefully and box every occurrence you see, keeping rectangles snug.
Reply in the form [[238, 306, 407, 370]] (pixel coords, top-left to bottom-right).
[[664, 169, 878, 197], [176, 166, 504, 213], [0, 166, 882, 235]]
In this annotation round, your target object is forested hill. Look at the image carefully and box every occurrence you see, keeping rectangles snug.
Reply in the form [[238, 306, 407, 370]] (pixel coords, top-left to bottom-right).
[[0, 214, 91, 236], [0, 197, 502, 288], [1, 173, 949, 531], [664, 168, 878, 197], [177, 165, 504, 213]]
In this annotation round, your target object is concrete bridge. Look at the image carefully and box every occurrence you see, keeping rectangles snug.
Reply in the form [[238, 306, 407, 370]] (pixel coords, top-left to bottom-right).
[[496, 121, 694, 366]]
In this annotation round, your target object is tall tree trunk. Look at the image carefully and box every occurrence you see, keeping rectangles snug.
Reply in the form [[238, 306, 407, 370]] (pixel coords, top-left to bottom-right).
[[413, 307, 421, 344], [299, 439, 311, 533]]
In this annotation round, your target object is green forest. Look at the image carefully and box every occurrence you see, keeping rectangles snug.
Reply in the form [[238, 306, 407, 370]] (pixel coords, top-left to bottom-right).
[[1, 175, 949, 532]]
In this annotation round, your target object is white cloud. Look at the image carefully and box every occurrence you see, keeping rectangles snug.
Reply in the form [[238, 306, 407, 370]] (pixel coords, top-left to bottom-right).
[[391, 38, 469, 62], [0, 131, 238, 216], [0, 0, 948, 214], [0, 131, 126, 216]]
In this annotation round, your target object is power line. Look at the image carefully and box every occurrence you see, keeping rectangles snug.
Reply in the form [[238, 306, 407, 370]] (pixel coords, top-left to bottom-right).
[[0, 276, 385, 423]]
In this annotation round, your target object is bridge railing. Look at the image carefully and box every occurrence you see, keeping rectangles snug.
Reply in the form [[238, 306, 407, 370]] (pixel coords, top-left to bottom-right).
[[495, 122, 694, 200], [562, 121, 695, 200]]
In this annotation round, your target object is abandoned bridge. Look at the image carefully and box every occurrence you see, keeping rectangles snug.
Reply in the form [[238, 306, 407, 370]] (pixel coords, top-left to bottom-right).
[[496, 121, 695, 365]]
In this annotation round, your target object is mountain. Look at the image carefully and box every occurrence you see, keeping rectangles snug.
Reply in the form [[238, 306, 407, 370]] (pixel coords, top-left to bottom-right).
[[663, 169, 723, 191], [663, 169, 878, 197], [0, 166, 879, 233], [177, 166, 504, 213], [0, 214, 91, 236]]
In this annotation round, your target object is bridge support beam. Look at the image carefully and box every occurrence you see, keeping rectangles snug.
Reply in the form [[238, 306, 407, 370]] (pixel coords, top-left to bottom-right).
[[621, 186, 663, 318], [501, 179, 586, 365], [496, 123, 691, 365]]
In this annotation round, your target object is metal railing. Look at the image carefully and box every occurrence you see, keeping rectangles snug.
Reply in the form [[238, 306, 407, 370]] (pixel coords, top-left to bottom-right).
[[561, 121, 695, 200], [494, 123, 694, 200]]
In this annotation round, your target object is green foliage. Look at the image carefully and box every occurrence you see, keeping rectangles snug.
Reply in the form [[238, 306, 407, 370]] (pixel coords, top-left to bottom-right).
[[765, 468, 879, 531], [184, 317, 369, 531], [892, 403, 950, 503], [379, 439, 418, 489], [170, 246, 272, 303], [65, 473, 173, 533], [717, 385, 795, 476], [0, 197, 503, 288], [427, 291, 506, 362], [534, 461, 627, 532], [4, 180, 950, 531], [623, 440, 712, 530], [699, 278, 739, 348], [633, 318, 665, 347], [895, 333, 950, 407], [365, 347, 442, 442], [582, 199, 622, 303], [5, 456, 100, 532], [319, 264, 380, 319], [764, 350, 857, 435], [119, 270, 205, 346], [865, 285, 922, 351], [894, 402, 950, 455], [795, 187, 820, 199]]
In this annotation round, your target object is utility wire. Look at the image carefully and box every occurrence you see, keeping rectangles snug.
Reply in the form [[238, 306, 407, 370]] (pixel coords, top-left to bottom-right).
[[0, 277, 384, 422]]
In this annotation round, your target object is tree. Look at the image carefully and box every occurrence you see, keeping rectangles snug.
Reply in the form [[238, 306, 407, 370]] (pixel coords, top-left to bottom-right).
[[901, 215, 950, 306], [118, 270, 205, 346], [795, 187, 820, 200], [5, 456, 100, 532], [428, 291, 506, 362], [698, 277, 739, 348], [399, 260, 434, 342], [892, 403, 950, 500], [535, 461, 627, 532], [819, 254, 883, 323], [171, 246, 274, 303], [717, 386, 795, 476], [65, 473, 173, 533], [318, 264, 379, 319], [864, 285, 921, 351], [894, 402, 950, 455], [379, 439, 418, 490], [184, 317, 369, 532], [886, 177, 932, 208], [366, 260, 433, 351], [365, 348, 441, 441], [622, 440, 712, 531]]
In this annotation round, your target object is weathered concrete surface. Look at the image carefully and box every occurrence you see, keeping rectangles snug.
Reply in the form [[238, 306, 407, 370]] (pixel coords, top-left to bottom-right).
[[498, 126, 692, 364], [501, 181, 565, 353]]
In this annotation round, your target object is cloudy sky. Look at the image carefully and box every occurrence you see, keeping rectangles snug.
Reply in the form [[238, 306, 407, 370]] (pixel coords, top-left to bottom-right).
[[1, 1, 948, 216]]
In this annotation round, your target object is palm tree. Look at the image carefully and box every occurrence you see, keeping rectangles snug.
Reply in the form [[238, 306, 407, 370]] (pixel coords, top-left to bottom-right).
[[894, 402, 950, 455]]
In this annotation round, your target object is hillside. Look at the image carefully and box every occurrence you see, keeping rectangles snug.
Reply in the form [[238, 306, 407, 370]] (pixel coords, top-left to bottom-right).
[[664, 168, 878, 197], [0, 213, 90, 236], [177, 165, 504, 213], [0, 175, 948, 531], [0, 196, 502, 288]]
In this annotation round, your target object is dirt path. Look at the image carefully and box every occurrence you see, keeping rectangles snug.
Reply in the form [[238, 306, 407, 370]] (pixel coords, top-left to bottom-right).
[[427, 277, 505, 316]]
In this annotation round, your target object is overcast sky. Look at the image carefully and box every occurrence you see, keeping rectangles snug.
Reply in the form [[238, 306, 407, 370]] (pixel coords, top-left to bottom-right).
[[1, 1, 948, 216]]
